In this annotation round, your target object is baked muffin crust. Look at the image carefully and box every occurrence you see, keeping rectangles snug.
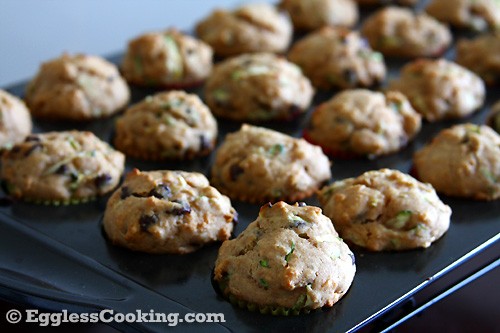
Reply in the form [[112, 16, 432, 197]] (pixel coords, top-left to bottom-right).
[[103, 169, 236, 254], [319, 169, 451, 251], [25, 53, 130, 121], [211, 125, 331, 203], [214, 201, 356, 312], [0, 90, 32, 149]]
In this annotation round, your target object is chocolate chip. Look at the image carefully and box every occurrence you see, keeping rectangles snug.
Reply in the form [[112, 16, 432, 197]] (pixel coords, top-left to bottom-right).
[[120, 186, 131, 199], [10, 146, 21, 154], [55, 164, 69, 175], [349, 253, 356, 265], [24, 135, 41, 142], [199, 135, 210, 151], [232, 211, 239, 224], [229, 164, 244, 181], [297, 202, 307, 207], [148, 184, 171, 199], [266, 202, 272, 208], [186, 48, 194, 55], [139, 213, 159, 232], [170, 201, 191, 215], [288, 104, 301, 117], [94, 174, 112, 188], [24, 143, 42, 157], [343, 69, 357, 86]]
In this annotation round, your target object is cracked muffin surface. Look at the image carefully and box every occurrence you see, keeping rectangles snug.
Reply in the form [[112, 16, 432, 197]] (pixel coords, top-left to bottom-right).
[[388, 59, 485, 122], [413, 124, 500, 201], [0, 90, 32, 149], [361, 7, 452, 58], [122, 29, 213, 88], [456, 33, 500, 85], [425, 0, 500, 31], [195, 3, 292, 57], [205, 53, 313, 122], [318, 169, 451, 251], [288, 27, 386, 90], [114, 91, 217, 160], [103, 169, 236, 254], [279, 0, 358, 31], [213, 201, 356, 313], [1, 131, 125, 204], [25, 53, 130, 121], [304, 89, 421, 158], [211, 125, 331, 204]]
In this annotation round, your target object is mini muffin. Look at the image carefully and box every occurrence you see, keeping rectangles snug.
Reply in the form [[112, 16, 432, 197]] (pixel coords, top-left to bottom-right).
[[413, 124, 500, 201], [361, 7, 452, 58], [211, 125, 331, 203], [388, 59, 485, 122], [114, 91, 217, 160], [425, 0, 500, 31], [1, 131, 125, 204], [456, 33, 500, 85], [304, 90, 421, 158], [213, 201, 356, 314], [122, 29, 213, 88], [25, 53, 130, 121], [195, 3, 292, 57], [103, 169, 236, 254], [288, 27, 386, 90], [355, 0, 417, 6], [205, 53, 313, 122], [318, 169, 451, 251], [279, 0, 358, 31], [487, 100, 500, 133], [0, 90, 32, 149]]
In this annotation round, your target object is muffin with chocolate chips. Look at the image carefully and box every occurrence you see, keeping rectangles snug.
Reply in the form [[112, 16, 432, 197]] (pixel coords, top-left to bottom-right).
[[213, 201, 356, 315], [211, 125, 331, 203], [413, 124, 500, 201], [114, 91, 217, 160], [318, 169, 451, 251], [279, 0, 358, 31], [0, 90, 32, 149], [195, 3, 292, 57], [122, 29, 213, 88], [388, 59, 485, 122], [25, 53, 130, 121], [456, 33, 500, 85], [361, 7, 452, 58], [288, 27, 386, 90], [304, 89, 421, 158], [0, 131, 125, 204], [425, 0, 500, 32], [103, 169, 237, 254], [205, 53, 314, 122]]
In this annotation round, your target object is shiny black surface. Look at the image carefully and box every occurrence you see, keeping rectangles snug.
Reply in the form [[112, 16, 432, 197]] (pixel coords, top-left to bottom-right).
[[1, 43, 499, 333]]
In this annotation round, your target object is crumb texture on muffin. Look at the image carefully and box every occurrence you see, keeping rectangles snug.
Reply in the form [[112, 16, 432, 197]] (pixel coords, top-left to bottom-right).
[[318, 169, 451, 251], [196, 3, 292, 57], [103, 169, 236, 254], [305, 89, 421, 158], [214, 201, 356, 311], [1, 131, 125, 203], [25, 53, 130, 120], [211, 125, 331, 203], [0, 89, 32, 149], [288, 27, 386, 90], [413, 124, 500, 201], [389, 59, 485, 122], [122, 29, 213, 87], [114, 90, 217, 160], [205, 53, 313, 122]]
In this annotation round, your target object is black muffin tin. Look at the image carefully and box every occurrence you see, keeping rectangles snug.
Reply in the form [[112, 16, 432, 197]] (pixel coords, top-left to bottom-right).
[[1, 9, 500, 332]]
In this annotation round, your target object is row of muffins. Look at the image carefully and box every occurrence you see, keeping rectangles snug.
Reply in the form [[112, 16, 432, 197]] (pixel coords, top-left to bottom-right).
[[1, 0, 499, 316]]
